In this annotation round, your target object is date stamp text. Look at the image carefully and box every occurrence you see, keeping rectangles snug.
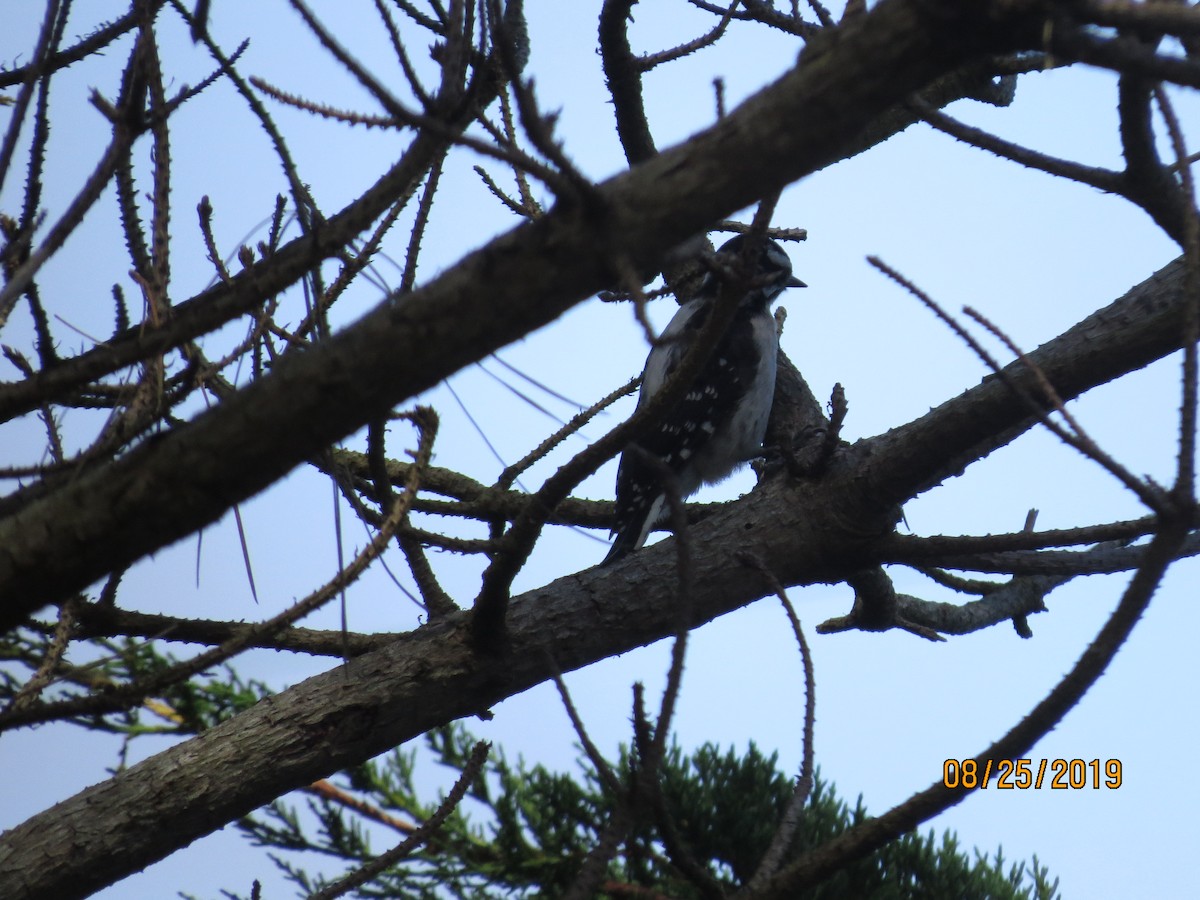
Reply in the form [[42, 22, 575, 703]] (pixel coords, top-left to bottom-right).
[[942, 758, 1122, 790]]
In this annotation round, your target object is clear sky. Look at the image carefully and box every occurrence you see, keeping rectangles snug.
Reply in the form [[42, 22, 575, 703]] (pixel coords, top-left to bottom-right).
[[2, 2, 1198, 898]]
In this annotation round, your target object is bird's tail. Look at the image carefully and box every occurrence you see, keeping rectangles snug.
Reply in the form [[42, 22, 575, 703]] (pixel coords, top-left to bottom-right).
[[598, 529, 640, 567]]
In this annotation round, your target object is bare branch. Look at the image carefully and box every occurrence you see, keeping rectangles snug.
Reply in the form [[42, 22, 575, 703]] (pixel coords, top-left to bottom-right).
[[306, 741, 490, 900]]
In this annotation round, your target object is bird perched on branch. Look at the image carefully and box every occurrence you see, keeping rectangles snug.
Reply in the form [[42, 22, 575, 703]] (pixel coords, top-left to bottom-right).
[[601, 233, 804, 566]]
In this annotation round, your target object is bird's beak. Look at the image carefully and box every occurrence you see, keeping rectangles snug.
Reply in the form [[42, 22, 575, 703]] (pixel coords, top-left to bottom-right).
[[786, 275, 806, 288]]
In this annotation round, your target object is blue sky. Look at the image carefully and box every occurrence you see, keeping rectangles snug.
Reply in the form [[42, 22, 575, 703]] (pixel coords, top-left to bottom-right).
[[2, 2, 1198, 897]]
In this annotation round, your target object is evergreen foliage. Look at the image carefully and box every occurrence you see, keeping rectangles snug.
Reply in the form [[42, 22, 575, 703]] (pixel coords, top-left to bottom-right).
[[4, 623, 1059, 899], [226, 722, 1059, 900]]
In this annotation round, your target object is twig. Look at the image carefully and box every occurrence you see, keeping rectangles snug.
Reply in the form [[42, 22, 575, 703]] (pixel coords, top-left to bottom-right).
[[871, 255, 1169, 513], [737, 558, 816, 894], [305, 741, 490, 900], [5, 595, 82, 714], [548, 665, 622, 797], [304, 778, 418, 835], [965, 304, 1168, 511], [498, 376, 637, 491], [639, 1, 739, 72], [912, 96, 1123, 195], [1154, 85, 1200, 504]]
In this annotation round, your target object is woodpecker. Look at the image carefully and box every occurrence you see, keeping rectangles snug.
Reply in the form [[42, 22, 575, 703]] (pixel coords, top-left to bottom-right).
[[601, 234, 804, 566]]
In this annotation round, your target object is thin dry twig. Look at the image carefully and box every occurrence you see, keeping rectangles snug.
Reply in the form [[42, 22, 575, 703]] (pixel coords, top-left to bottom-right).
[[548, 666, 623, 797], [964, 304, 1169, 511], [306, 741, 490, 900], [497, 376, 638, 491], [871, 255, 1169, 513], [5, 595, 82, 714], [639, 0, 739, 72], [305, 778, 418, 836], [737, 557, 816, 894], [1153, 85, 1200, 504]]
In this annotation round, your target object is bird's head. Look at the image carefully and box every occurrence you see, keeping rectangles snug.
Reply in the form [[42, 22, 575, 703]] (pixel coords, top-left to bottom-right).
[[710, 234, 805, 304]]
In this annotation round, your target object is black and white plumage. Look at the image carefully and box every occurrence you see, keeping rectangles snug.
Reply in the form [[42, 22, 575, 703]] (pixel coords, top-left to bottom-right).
[[600, 234, 804, 566]]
